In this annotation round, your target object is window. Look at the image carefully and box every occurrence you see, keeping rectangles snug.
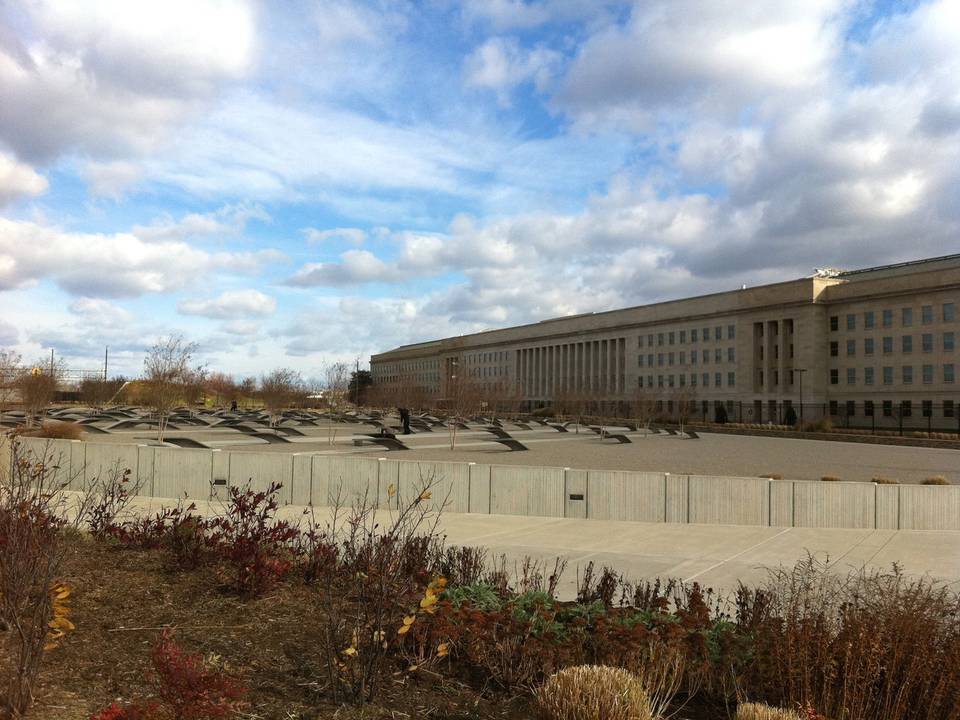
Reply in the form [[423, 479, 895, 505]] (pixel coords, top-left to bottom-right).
[[902, 307, 913, 326], [727, 347, 735, 362], [901, 400, 912, 417], [864, 311, 875, 329], [882, 309, 893, 328], [847, 339, 856, 356], [922, 305, 933, 324], [919, 333, 932, 353], [658, 333, 664, 346], [703, 327, 709, 341], [923, 400, 933, 417], [668, 375, 675, 388], [679, 374, 686, 387], [865, 338, 875, 355], [829, 400, 838, 415], [846, 400, 855, 417], [690, 373, 697, 386], [830, 315, 839, 331], [727, 324, 736, 339], [657, 375, 664, 388], [714, 326, 722, 340], [883, 366, 893, 385], [902, 335, 913, 353], [668, 352, 675, 366], [883, 400, 893, 417], [728, 371, 735, 387], [945, 332, 955, 351], [865, 367, 874, 385], [702, 373, 709, 387], [638, 336, 643, 348], [715, 372, 722, 387], [847, 368, 856, 385], [846, 314, 856, 330], [923, 364, 934, 384], [657, 353, 664, 366], [703, 349, 709, 363], [680, 330, 686, 343], [691, 328, 698, 342], [679, 351, 686, 364], [946, 364, 956, 383], [865, 400, 874, 417], [638, 356, 644, 367], [647, 334, 654, 346], [883, 337, 893, 354], [714, 348, 722, 363], [669, 331, 675, 345], [945, 400, 955, 417], [945, 302, 956, 322], [638, 376, 644, 388], [691, 351, 697, 365], [648, 353, 654, 366], [903, 365, 913, 384], [647, 375, 653, 387], [830, 369, 839, 385], [830, 341, 839, 357]]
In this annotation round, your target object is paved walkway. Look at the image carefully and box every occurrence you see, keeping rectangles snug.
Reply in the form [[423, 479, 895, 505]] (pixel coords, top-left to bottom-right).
[[125, 496, 960, 599]]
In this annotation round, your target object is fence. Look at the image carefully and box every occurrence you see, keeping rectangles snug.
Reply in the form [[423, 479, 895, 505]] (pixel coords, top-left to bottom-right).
[[12, 438, 960, 532]]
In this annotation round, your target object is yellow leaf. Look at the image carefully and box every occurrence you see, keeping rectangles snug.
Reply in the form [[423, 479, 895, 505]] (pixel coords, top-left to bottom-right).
[[402, 615, 416, 626], [43, 642, 59, 651], [397, 625, 410, 636], [342, 646, 357, 656], [419, 595, 437, 609], [387, 483, 397, 498], [418, 490, 432, 501], [49, 617, 75, 631], [408, 664, 419, 672], [437, 642, 449, 657]]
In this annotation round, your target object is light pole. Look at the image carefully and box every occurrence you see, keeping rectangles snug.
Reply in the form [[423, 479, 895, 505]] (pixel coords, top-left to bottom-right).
[[795, 367, 807, 426]]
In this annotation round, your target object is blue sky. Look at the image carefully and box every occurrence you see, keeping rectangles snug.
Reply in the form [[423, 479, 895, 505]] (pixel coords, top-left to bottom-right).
[[1, 0, 958, 380]]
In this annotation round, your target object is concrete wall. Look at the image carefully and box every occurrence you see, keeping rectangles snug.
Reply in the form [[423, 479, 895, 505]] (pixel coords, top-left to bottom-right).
[[13, 438, 960, 531]]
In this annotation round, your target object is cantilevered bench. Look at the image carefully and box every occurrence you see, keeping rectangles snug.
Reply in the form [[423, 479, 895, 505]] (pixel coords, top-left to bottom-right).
[[353, 433, 409, 451], [482, 426, 528, 451]]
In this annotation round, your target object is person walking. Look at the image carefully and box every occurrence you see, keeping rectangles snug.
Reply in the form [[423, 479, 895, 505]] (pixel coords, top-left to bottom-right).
[[399, 407, 411, 435]]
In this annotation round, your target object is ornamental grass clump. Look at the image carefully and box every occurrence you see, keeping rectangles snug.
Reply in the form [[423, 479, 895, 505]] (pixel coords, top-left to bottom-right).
[[736, 703, 801, 720], [923, 476, 950, 485], [534, 665, 653, 720]]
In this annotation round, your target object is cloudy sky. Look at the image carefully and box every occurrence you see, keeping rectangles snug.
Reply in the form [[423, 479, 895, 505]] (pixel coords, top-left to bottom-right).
[[1, 0, 958, 379]]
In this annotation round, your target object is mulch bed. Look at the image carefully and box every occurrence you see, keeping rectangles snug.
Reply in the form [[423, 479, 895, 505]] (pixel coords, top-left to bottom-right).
[[29, 537, 533, 720]]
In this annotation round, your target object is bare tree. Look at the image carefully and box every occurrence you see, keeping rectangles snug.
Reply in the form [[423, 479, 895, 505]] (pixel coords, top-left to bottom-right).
[[670, 386, 698, 437], [0, 350, 21, 428], [143, 335, 198, 443], [15, 359, 66, 426], [443, 372, 483, 450], [260, 368, 303, 427], [324, 362, 351, 445], [204, 372, 237, 407], [630, 385, 660, 437], [78, 376, 127, 410]]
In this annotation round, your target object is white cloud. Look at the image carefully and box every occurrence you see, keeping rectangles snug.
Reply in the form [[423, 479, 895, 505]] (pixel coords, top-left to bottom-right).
[[0, 217, 284, 298], [0, 152, 47, 205], [464, 37, 561, 103], [303, 227, 367, 245], [68, 297, 134, 326], [285, 250, 397, 287], [178, 289, 277, 319], [80, 160, 144, 198], [0, 0, 256, 162], [132, 203, 269, 243]]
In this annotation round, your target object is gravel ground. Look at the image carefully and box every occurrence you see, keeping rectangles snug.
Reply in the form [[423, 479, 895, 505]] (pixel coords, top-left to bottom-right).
[[81, 421, 959, 484]]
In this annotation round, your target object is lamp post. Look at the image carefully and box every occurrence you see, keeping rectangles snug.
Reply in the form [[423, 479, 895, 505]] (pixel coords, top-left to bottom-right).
[[795, 367, 807, 426]]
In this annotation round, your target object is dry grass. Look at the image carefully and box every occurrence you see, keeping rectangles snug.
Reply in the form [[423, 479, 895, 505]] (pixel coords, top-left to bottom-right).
[[736, 703, 800, 720], [923, 476, 950, 485], [820, 475, 841, 482], [758, 474, 783, 480], [534, 666, 653, 720], [871, 477, 899, 484]]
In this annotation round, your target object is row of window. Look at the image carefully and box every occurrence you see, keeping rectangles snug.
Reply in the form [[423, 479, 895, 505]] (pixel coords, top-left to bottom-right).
[[467, 351, 509, 365], [638, 347, 736, 368], [638, 324, 736, 348], [831, 333, 956, 357], [830, 399, 956, 419], [830, 303, 956, 331], [639, 372, 736, 389], [829, 364, 956, 386]]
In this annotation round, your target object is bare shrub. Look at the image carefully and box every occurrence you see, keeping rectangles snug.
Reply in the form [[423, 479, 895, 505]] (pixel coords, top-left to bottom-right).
[[14, 360, 65, 425], [820, 475, 841, 482], [534, 665, 653, 720], [143, 335, 199, 443], [78, 377, 127, 409], [871, 477, 899, 484], [923, 476, 950, 485], [308, 472, 450, 704], [734, 555, 960, 720], [0, 440, 74, 718], [259, 368, 303, 427]]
